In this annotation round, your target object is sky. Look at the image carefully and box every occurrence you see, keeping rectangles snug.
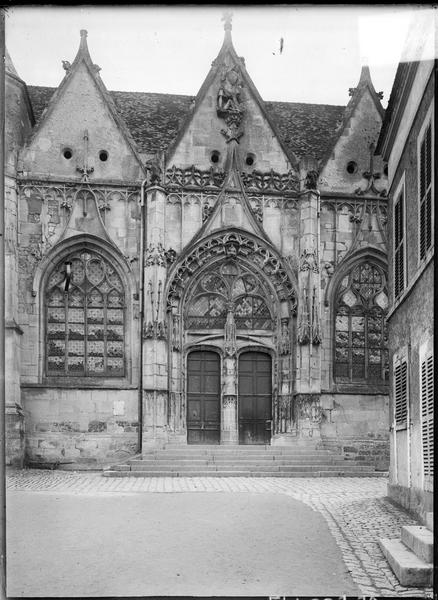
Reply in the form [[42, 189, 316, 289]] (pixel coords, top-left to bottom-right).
[[4, 5, 432, 108]]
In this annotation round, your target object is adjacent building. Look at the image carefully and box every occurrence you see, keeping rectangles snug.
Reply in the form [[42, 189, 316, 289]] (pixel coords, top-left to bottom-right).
[[376, 11, 434, 522], [5, 18, 390, 468]]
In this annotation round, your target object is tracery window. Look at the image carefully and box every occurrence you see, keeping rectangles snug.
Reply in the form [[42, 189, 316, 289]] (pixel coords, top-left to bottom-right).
[[45, 249, 125, 377], [334, 261, 388, 384], [186, 261, 273, 330]]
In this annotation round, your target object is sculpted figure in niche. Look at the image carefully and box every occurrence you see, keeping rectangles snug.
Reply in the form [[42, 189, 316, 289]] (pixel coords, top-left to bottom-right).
[[217, 64, 243, 112], [223, 356, 236, 395]]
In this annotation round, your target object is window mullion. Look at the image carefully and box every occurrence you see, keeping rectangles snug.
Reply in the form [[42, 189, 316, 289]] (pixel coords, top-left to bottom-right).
[[84, 293, 88, 377], [348, 311, 353, 382], [104, 295, 108, 374], [64, 292, 68, 375], [364, 310, 368, 381]]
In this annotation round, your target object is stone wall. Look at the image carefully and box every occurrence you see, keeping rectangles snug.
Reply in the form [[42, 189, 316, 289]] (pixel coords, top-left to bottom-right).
[[319, 392, 389, 469], [22, 387, 139, 467]]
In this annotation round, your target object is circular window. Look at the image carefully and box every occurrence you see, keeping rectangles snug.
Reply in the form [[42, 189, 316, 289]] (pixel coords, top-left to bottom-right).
[[99, 150, 109, 162], [346, 161, 358, 174], [62, 148, 73, 160], [210, 151, 220, 164], [245, 154, 255, 167]]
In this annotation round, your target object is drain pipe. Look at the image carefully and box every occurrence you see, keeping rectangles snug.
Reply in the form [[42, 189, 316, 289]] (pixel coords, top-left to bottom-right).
[[138, 174, 149, 454]]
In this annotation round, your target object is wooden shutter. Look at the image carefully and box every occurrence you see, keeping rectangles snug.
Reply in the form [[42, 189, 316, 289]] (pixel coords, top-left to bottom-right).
[[421, 354, 434, 478], [394, 359, 407, 425], [394, 191, 405, 299], [419, 122, 432, 260]]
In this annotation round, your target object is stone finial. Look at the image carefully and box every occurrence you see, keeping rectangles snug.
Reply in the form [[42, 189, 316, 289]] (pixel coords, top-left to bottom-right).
[[79, 29, 88, 51], [222, 10, 233, 32]]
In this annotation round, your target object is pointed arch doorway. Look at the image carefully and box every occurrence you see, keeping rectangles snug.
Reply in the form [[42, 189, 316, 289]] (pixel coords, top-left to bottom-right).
[[187, 351, 221, 444], [238, 351, 272, 444]]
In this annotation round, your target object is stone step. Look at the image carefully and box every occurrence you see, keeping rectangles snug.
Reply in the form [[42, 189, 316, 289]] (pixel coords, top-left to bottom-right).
[[425, 512, 433, 532], [103, 470, 385, 478], [379, 538, 433, 587], [129, 457, 371, 469], [123, 463, 373, 472], [401, 526, 434, 563], [143, 451, 340, 459], [144, 447, 334, 454]]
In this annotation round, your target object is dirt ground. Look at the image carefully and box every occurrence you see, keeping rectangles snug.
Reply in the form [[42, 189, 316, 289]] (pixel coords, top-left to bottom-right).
[[7, 489, 359, 597]]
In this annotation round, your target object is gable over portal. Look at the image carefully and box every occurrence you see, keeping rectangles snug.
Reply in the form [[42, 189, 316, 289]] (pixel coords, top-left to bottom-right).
[[20, 32, 143, 182], [167, 26, 295, 175]]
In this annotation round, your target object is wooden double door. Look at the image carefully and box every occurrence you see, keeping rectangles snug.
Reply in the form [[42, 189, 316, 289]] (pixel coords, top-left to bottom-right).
[[187, 350, 272, 445]]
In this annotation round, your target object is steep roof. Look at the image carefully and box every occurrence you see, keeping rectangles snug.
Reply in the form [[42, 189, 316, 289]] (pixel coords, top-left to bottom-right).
[[27, 85, 345, 163]]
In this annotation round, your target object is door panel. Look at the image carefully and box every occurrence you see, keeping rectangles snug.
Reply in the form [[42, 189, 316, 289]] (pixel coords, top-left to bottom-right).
[[238, 352, 272, 444], [187, 351, 220, 444]]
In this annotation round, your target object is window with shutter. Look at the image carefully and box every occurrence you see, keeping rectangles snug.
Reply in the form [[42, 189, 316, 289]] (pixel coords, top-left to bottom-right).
[[419, 120, 433, 261], [421, 353, 434, 479], [394, 359, 408, 426], [394, 189, 405, 299]]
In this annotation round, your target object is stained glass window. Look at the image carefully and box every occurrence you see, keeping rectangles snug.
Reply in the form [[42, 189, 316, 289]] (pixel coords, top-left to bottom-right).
[[46, 250, 125, 377], [186, 261, 273, 330], [334, 262, 388, 384]]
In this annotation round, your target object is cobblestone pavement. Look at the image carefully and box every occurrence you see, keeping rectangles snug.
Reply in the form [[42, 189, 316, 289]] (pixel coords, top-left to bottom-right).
[[7, 469, 433, 598]]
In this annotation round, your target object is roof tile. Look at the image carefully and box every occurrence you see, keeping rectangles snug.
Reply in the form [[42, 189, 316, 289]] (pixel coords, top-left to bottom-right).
[[27, 85, 345, 163]]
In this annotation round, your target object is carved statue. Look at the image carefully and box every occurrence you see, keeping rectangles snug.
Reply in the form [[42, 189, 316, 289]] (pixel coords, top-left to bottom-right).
[[305, 170, 319, 190], [223, 356, 236, 395], [218, 64, 243, 112]]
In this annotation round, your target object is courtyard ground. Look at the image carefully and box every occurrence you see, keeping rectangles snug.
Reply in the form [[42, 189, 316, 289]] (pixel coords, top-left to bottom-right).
[[6, 470, 433, 598]]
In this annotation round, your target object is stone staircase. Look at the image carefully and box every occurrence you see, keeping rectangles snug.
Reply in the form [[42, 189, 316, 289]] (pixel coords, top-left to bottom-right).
[[379, 513, 433, 586], [103, 443, 389, 477]]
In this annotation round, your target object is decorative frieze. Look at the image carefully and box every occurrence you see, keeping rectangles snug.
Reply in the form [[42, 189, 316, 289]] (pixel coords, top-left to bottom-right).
[[241, 170, 299, 194], [166, 165, 226, 190], [165, 166, 299, 195], [19, 182, 140, 213]]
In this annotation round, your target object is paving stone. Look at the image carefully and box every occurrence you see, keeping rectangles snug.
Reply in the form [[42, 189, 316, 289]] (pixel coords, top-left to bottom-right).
[[6, 469, 433, 598]]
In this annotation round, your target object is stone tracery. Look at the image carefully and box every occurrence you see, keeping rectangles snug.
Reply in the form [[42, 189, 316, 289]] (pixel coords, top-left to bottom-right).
[[166, 231, 297, 311]]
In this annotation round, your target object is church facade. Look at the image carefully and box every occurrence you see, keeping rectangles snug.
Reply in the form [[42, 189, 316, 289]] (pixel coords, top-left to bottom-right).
[[5, 20, 390, 468]]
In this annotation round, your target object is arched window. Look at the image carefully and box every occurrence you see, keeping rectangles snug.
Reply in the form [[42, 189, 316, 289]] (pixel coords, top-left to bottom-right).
[[45, 249, 125, 377], [186, 261, 273, 330], [334, 261, 388, 384]]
